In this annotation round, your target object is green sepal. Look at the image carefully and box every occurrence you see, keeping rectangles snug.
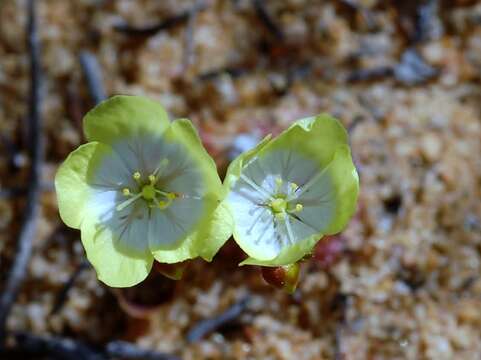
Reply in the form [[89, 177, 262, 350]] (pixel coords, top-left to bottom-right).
[[258, 113, 349, 169], [54, 141, 114, 229], [151, 119, 233, 263], [223, 134, 272, 193], [80, 215, 154, 288], [83, 95, 170, 145], [152, 201, 233, 263]]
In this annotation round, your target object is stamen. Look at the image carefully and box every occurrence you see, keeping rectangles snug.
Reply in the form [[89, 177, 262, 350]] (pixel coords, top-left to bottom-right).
[[294, 166, 329, 199], [284, 214, 295, 245], [133, 171, 142, 184], [247, 208, 267, 235], [157, 200, 169, 209], [155, 195, 172, 210], [255, 217, 273, 245], [240, 174, 273, 200], [116, 193, 142, 211], [152, 158, 169, 178], [155, 189, 173, 197], [148, 174, 156, 184]]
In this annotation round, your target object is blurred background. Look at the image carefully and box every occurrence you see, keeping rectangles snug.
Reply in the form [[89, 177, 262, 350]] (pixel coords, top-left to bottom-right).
[[0, 0, 480, 359]]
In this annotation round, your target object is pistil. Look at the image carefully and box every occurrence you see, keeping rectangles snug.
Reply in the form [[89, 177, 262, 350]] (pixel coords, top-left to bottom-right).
[[117, 170, 178, 212]]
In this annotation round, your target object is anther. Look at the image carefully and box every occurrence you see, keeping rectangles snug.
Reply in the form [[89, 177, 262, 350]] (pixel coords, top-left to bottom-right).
[[290, 182, 298, 192], [133, 171, 141, 181], [122, 188, 131, 196], [295, 203, 303, 212], [148, 174, 156, 184]]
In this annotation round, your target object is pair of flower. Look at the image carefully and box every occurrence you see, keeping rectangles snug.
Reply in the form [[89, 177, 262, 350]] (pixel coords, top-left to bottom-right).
[[55, 96, 359, 287]]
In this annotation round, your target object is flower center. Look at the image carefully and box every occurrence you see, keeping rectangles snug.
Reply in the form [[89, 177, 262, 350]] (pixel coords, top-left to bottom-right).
[[141, 184, 156, 200], [116, 166, 177, 212], [266, 178, 303, 219], [270, 198, 287, 213]]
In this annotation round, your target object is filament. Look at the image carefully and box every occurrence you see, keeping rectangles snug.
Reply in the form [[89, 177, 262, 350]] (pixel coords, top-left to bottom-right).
[[240, 174, 273, 200], [116, 193, 142, 211], [291, 166, 329, 200], [247, 208, 267, 235], [284, 214, 295, 245]]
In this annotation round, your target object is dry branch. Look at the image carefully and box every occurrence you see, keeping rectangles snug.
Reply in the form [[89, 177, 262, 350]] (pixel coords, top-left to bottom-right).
[[186, 297, 250, 343], [0, 0, 44, 344], [113, 3, 207, 37], [80, 51, 106, 105]]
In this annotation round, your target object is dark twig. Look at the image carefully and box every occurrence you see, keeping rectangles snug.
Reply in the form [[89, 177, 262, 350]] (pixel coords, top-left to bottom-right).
[[347, 48, 437, 85], [50, 260, 90, 315], [252, 0, 284, 40], [394, 48, 438, 85], [5, 332, 105, 360], [198, 66, 248, 81], [4, 332, 181, 360], [0, 0, 44, 345], [113, 3, 207, 37], [415, 0, 442, 43], [186, 297, 250, 343], [347, 66, 393, 82], [0, 186, 25, 199], [332, 293, 349, 360], [0, 182, 54, 200], [79, 51, 106, 105], [347, 115, 366, 135], [105, 340, 180, 360]]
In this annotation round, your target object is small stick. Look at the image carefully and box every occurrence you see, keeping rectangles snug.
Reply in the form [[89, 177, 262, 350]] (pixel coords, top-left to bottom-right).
[[346, 66, 393, 82], [79, 51, 106, 105], [186, 297, 250, 343], [113, 3, 207, 37], [105, 340, 181, 360], [4, 332, 181, 360], [252, 0, 284, 40], [50, 260, 90, 315], [6, 332, 105, 360], [198, 66, 248, 81], [0, 0, 44, 344], [0, 182, 54, 200], [347, 115, 365, 135]]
